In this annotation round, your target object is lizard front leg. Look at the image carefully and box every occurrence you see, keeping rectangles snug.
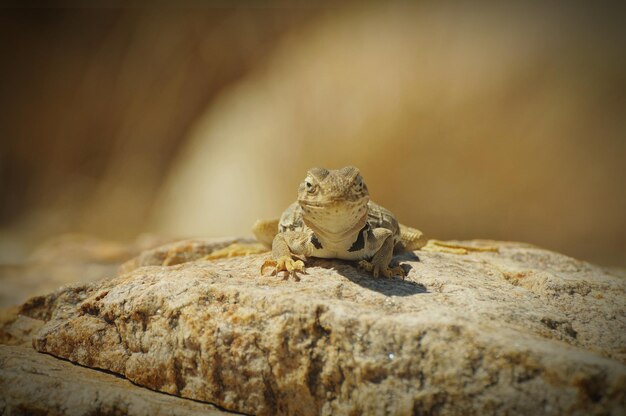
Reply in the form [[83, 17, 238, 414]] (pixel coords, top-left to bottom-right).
[[359, 228, 405, 278], [261, 231, 309, 279]]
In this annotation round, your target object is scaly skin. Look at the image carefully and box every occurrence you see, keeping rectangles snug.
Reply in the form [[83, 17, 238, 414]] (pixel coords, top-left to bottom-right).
[[258, 166, 427, 278]]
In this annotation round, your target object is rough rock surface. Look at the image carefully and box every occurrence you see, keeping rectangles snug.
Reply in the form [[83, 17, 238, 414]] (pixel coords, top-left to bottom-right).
[[21, 239, 626, 415], [0, 345, 235, 416]]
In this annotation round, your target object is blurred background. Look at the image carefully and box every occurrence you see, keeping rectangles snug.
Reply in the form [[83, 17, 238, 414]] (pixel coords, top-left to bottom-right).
[[1, 2, 625, 275]]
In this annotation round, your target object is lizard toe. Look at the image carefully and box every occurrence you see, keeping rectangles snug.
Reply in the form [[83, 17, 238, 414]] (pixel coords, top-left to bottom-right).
[[358, 260, 374, 272], [384, 265, 406, 279], [372, 266, 381, 278], [260, 259, 278, 276], [285, 259, 305, 281], [358, 260, 382, 278], [292, 260, 305, 273], [276, 257, 288, 271]]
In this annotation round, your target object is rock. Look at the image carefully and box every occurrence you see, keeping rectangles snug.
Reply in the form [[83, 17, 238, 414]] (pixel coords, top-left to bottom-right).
[[0, 345, 236, 416], [24, 239, 626, 415]]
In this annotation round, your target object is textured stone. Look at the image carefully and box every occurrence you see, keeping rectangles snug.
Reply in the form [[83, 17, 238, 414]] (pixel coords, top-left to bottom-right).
[[25, 239, 626, 415], [0, 345, 235, 416]]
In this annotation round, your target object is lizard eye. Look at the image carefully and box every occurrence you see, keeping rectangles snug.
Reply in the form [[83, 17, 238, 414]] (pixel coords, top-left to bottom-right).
[[305, 179, 317, 194], [353, 176, 363, 192]]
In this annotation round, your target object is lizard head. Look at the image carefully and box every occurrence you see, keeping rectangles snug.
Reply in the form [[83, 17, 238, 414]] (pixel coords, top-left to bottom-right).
[[297, 166, 370, 237]]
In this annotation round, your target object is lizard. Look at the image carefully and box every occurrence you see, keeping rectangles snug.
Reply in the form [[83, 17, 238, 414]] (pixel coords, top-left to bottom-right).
[[238, 166, 497, 279]]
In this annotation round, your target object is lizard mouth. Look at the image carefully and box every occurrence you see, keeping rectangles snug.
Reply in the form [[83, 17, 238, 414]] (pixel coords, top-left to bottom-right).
[[300, 195, 369, 209], [300, 201, 367, 215], [300, 198, 369, 238], [299, 201, 326, 208]]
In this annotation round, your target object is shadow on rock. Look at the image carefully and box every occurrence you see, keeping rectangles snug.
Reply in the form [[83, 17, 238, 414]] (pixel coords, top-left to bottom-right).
[[309, 254, 427, 297]]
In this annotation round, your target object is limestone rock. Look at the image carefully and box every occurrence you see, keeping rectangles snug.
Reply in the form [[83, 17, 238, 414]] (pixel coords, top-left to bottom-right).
[[0, 345, 235, 416], [26, 239, 626, 415]]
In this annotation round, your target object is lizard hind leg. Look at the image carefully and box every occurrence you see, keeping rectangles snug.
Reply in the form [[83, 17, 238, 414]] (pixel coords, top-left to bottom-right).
[[398, 224, 498, 254], [399, 224, 428, 251], [252, 218, 280, 247]]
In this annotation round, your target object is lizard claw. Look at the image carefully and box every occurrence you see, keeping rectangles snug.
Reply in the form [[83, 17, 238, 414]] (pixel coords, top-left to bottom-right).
[[385, 265, 406, 279], [358, 260, 405, 279], [261, 256, 305, 279], [358, 260, 377, 277]]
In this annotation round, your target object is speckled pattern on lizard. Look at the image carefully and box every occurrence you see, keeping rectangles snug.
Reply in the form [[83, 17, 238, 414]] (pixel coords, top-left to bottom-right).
[[253, 166, 497, 279]]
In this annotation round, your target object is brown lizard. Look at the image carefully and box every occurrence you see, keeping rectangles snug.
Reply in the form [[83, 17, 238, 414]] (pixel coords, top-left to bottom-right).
[[241, 166, 496, 279]]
